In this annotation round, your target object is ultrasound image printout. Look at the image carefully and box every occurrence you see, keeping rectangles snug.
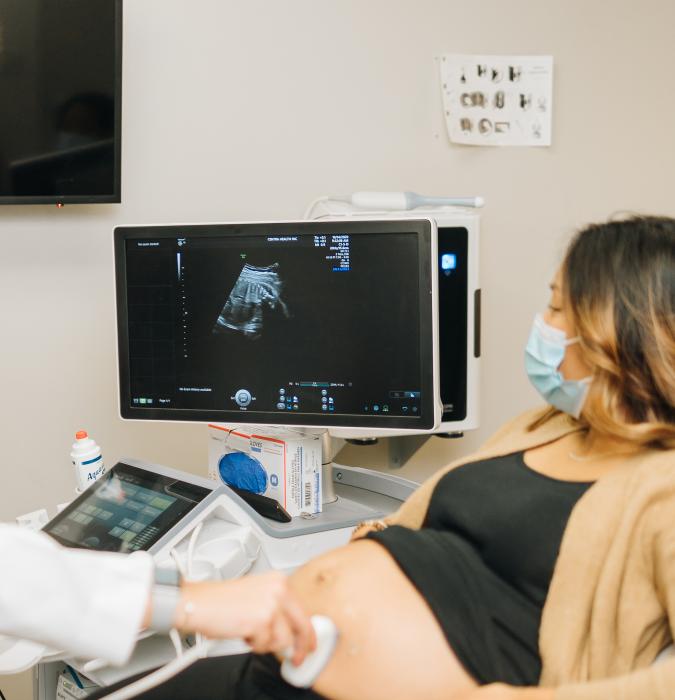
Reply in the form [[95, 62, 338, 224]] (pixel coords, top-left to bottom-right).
[[213, 262, 290, 340]]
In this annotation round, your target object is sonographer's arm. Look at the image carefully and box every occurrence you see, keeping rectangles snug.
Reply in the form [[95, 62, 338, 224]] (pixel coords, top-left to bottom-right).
[[0, 524, 153, 666], [166, 573, 316, 666], [0, 524, 315, 668]]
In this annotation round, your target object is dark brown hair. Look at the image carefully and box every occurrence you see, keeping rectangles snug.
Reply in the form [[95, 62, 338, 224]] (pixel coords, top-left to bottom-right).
[[531, 216, 675, 448]]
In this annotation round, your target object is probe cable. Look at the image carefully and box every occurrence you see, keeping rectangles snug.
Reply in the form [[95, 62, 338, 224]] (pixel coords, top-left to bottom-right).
[[96, 639, 214, 700], [99, 521, 211, 699]]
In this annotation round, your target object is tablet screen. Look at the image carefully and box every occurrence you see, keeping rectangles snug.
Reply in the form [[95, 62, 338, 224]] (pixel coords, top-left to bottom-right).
[[43, 463, 211, 552]]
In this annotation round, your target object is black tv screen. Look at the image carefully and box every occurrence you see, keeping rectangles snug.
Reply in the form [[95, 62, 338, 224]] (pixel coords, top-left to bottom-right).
[[0, 0, 122, 204]]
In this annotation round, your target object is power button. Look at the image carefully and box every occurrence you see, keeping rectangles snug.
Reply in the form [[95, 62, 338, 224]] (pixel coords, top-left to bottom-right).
[[234, 389, 252, 407]]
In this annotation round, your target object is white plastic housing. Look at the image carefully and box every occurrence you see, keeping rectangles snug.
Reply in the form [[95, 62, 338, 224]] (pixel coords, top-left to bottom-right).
[[308, 207, 480, 438]]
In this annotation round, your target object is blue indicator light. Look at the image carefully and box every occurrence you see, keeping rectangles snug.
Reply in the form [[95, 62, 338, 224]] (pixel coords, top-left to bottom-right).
[[441, 253, 456, 271]]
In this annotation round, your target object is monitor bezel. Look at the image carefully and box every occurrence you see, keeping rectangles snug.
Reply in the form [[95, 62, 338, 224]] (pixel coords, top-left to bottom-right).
[[114, 219, 438, 430], [0, 0, 123, 205]]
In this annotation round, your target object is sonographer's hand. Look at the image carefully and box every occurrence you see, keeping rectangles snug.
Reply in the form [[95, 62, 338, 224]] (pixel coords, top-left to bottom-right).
[[175, 572, 317, 665]]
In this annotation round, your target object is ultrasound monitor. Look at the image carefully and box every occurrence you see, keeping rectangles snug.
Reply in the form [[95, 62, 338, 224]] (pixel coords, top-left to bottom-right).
[[314, 209, 481, 439], [114, 219, 439, 431]]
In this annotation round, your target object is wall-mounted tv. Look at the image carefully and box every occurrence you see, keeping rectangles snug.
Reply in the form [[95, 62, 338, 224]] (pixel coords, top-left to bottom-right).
[[0, 0, 122, 205]]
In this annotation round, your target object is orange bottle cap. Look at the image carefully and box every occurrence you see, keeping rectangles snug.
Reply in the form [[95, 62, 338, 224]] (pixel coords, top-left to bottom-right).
[[75, 430, 88, 440]]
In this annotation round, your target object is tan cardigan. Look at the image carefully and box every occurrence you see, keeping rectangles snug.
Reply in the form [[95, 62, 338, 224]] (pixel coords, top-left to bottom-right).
[[380, 408, 675, 699]]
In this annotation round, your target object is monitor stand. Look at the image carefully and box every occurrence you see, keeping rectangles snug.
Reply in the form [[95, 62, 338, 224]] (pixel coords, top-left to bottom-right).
[[213, 428, 418, 539], [207, 426, 419, 537], [303, 429, 411, 504], [316, 429, 343, 504]]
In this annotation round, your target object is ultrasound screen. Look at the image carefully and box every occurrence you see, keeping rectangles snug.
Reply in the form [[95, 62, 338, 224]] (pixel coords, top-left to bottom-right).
[[115, 220, 435, 429]]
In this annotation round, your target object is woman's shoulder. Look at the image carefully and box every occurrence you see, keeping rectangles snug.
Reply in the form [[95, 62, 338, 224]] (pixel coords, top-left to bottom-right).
[[611, 446, 675, 487], [627, 450, 675, 554], [630, 448, 675, 498], [583, 447, 675, 534]]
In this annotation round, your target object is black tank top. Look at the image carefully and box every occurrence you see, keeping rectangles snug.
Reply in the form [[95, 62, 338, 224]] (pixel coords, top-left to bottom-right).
[[366, 451, 594, 685], [424, 450, 594, 607]]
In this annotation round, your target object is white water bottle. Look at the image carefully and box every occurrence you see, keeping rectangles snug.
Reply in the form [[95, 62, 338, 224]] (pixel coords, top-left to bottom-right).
[[71, 430, 105, 493]]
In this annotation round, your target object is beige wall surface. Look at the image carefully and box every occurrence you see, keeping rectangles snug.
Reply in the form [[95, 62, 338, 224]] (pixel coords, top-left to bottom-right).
[[1, 1, 675, 695]]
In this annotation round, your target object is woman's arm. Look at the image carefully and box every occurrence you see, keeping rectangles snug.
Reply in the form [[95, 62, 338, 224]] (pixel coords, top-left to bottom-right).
[[552, 661, 675, 700], [463, 685, 555, 699], [542, 510, 675, 700]]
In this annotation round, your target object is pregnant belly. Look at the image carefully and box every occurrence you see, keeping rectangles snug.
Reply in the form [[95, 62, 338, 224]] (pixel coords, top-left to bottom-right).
[[286, 539, 477, 700]]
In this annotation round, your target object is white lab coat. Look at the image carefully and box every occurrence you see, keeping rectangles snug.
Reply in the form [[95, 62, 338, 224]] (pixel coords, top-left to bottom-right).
[[0, 524, 153, 666]]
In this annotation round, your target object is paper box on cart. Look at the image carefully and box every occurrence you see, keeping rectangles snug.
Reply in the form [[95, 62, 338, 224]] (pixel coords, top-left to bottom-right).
[[208, 424, 322, 517], [56, 671, 98, 699]]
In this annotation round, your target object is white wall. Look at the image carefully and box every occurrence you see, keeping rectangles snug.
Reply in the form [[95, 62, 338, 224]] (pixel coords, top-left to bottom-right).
[[2, 0, 675, 521], [3, 1, 675, 697]]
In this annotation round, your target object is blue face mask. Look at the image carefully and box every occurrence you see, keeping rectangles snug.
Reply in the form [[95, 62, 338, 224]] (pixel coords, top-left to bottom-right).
[[525, 313, 591, 419]]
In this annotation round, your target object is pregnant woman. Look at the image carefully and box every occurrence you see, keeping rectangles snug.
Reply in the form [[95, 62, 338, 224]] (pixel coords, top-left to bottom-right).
[[95, 215, 675, 700]]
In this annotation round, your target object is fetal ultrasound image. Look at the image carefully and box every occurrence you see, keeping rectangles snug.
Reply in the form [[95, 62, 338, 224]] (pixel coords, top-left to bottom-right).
[[212, 262, 290, 340]]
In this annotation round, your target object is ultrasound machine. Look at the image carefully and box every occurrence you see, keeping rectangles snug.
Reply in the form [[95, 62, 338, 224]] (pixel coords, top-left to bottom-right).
[[32, 214, 480, 697]]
